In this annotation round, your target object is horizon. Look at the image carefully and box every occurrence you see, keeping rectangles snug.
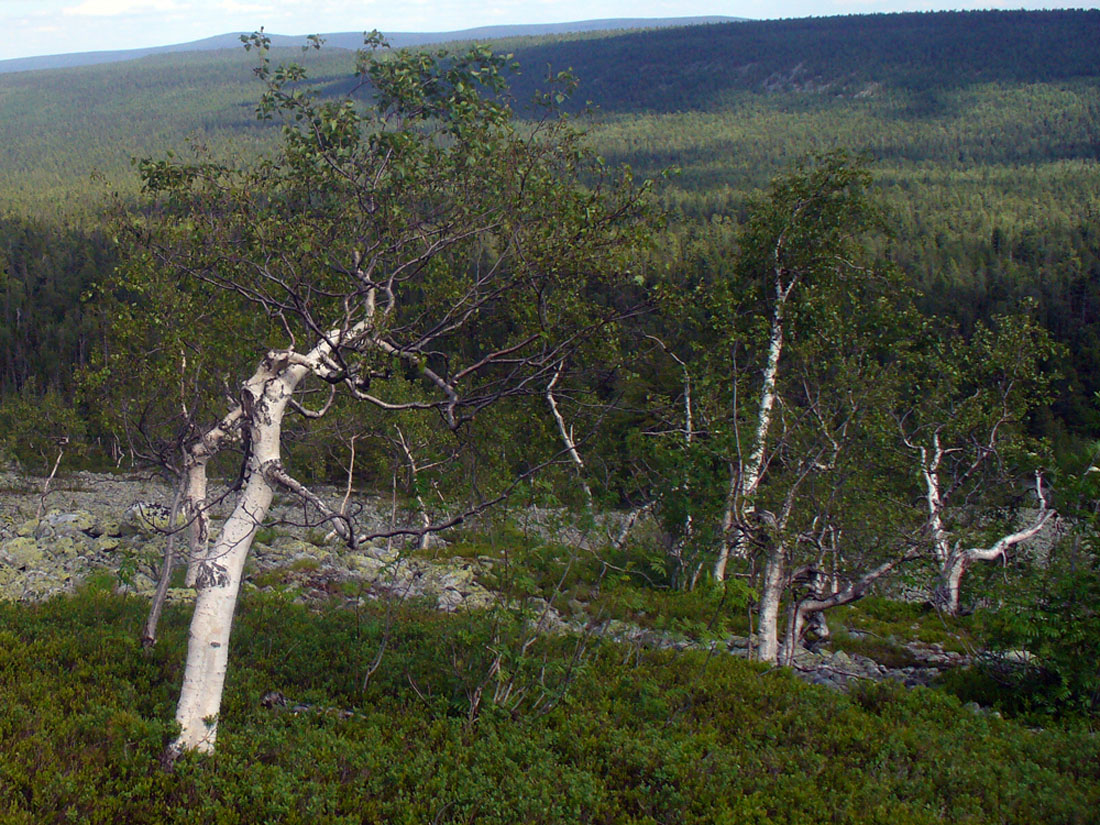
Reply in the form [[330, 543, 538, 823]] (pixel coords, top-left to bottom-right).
[[3, 1, 1099, 62]]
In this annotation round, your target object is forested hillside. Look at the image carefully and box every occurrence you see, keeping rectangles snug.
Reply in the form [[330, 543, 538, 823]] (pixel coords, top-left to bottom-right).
[[506, 9, 1100, 109], [0, 16, 739, 75], [4, 10, 1098, 438]]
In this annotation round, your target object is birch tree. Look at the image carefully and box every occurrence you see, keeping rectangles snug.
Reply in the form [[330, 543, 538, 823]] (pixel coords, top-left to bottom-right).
[[743, 273, 917, 663], [626, 155, 922, 660], [118, 33, 650, 759], [712, 153, 881, 583], [685, 154, 911, 662], [899, 313, 1057, 615]]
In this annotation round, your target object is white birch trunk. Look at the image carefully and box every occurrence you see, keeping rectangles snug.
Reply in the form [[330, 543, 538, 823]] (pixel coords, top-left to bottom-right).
[[933, 557, 968, 615], [169, 353, 308, 755], [183, 409, 242, 587], [182, 460, 211, 587], [756, 546, 785, 663], [546, 363, 593, 506], [715, 277, 791, 582], [933, 475, 1052, 615], [395, 426, 432, 551], [916, 433, 1053, 615]]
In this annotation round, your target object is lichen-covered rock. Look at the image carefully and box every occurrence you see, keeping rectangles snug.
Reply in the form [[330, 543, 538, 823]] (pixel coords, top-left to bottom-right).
[[1, 536, 44, 569], [436, 588, 465, 612], [346, 553, 387, 581], [437, 582, 496, 613], [96, 515, 122, 538], [830, 650, 854, 669], [120, 502, 172, 535], [250, 541, 274, 560], [48, 535, 88, 560], [792, 647, 827, 667], [93, 535, 123, 553], [0, 572, 25, 600], [39, 508, 100, 538], [18, 570, 71, 601], [355, 541, 400, 564], [422, 565, 474, 592], [16, 519, 39, 538], [268, 537, 325, 560], [119, 572, 157, 593], [461, 586, 497, 611]]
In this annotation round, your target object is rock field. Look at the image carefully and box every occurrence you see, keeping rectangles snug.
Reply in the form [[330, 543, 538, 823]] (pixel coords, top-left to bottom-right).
[[0, 470, 496, 611], [0, 470, 970, 693]]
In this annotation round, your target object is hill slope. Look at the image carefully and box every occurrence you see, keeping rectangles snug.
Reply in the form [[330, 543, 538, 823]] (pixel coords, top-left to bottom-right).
[[0, 16, 739, 75], [2, 9, 1099, 429], [0, 10, 1095, 207], [501, 9, 1100, 112]]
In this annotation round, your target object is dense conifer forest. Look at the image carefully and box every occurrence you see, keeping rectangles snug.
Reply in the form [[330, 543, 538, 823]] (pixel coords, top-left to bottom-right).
[[1, 10, 1099, 820]]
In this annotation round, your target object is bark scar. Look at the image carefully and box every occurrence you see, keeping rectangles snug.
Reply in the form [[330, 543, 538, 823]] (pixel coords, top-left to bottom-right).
[[194, 561, 230, 589]]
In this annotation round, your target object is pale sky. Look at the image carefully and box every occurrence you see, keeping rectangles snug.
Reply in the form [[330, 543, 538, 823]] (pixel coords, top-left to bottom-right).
[[1, 0, 1096, 61]]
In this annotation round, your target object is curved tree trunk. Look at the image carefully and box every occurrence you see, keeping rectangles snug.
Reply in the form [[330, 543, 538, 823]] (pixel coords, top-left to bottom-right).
[[779, 551, 918, 665], [168, 353, 306, 756], [183, 408, 242, 587], [932, 473, 1052, 616]]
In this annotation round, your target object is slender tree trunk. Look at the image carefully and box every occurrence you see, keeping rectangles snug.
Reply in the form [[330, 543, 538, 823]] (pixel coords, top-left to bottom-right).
[[35, 440, 67, 520], [926, 470, 1052, 616], [182, 461, 210, 587], [779, 599, 807, 667], [779, 552, 917, 664], [169, 353, 306, 757], [610, 501, 653, 549], [546, 362, 593, 507], [395, 426, 432, 551], [183, 408, 242, 587], [933, 554, 968, 615], [716, 279, 791, 582], [141, 477, 185, 648]]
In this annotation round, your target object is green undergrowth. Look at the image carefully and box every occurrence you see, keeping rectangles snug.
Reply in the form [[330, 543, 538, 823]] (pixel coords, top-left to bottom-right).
[[425, 528, 754, 640], [0, 587, 1097, 823], [828, 626, 924, 669], [828, 596, 976, 652]]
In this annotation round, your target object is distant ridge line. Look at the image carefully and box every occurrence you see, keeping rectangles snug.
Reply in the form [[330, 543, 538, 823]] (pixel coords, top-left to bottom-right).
[[0, 16, 741, 75]]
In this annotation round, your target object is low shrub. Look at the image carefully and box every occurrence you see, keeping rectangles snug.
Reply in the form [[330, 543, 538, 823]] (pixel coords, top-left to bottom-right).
[[0, 589, 1096, 823]]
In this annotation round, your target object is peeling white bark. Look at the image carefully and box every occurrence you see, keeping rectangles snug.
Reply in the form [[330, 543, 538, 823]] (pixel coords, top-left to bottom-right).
[[183, 408, 242, 587], [716, 272, 793, 582], [170, 323, 368, 756], [915, 438, 1053, 615], [170, 354, 306, 754], [756, 546, 785, 663]]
